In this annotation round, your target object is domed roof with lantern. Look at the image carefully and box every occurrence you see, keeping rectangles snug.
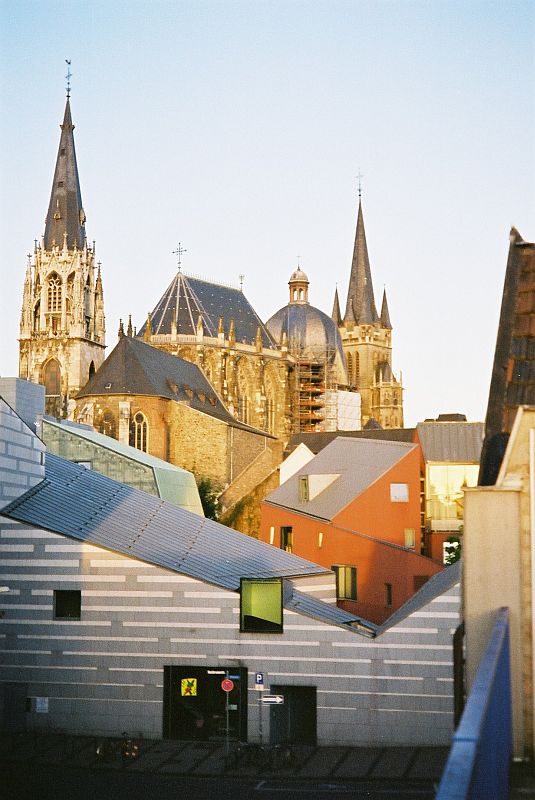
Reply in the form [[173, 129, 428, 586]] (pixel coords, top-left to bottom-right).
[[266, 267, 348, 384]]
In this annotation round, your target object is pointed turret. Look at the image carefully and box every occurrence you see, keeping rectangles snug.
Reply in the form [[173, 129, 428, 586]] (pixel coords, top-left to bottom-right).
[[43, 99, 86, 250], [331, 287, 342, 326], [380, 288, 392, 329], [343, 200, 378, 325]]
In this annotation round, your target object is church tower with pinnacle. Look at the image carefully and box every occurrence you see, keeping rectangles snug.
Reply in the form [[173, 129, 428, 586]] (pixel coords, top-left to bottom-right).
[[19, 85, 106, 417], [335, 196, 403, 428]]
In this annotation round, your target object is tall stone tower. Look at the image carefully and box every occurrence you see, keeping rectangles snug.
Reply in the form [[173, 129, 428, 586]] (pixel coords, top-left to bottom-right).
[[335, 198, 403, 428], [19, 94, 105, 417]]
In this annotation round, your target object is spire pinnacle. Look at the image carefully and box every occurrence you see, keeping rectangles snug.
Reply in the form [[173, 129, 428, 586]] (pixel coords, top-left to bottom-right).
[[43, 94, 86, 250], [343, 197, 378, 326], [65, 59, 72, 99], [172, 243, 187, 272]]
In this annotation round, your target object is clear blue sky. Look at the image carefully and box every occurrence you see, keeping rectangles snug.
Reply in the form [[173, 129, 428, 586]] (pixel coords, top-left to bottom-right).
[[1, 0, 534, 426]]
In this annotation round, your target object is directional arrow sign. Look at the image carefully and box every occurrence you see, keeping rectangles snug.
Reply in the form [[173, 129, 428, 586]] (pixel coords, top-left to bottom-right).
[[261, 694, 284, 705]]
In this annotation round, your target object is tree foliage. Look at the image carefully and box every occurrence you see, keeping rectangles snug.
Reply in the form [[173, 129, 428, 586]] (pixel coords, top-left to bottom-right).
[[196, 478, 221, 521]]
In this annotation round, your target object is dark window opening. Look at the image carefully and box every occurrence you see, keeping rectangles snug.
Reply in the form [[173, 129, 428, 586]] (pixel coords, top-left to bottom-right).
[[240, 578, 283, 633], [280, 526, 293, 553], [54, 589, 81, 620], [385, 583, 393, 607]]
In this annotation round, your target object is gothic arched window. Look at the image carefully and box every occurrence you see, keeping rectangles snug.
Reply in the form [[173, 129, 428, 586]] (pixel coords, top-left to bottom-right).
[[346, 353, 353, 384], [97, 410, 116, 439], [355, 353, 360, 389], [88, 361, 96, 380], [47, 274, 62, 312], [43, 358, 61, 417], [129, 411, 148, 452]]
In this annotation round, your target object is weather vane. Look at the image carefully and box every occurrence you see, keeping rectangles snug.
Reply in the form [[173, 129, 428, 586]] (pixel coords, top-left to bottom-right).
[[172, 243, 187, 272], [356, 169, 364, 199], [65, 60, 72, 98]]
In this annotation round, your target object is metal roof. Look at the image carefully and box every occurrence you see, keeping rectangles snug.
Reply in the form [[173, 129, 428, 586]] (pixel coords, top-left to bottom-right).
[[416, 421, 484, 463], [287, 428, 415, 456], [41, 417, 204, 515], [376, 561, 461, 634], [137, 272, 277, 348], [266, 436, 417, 520], [286, 589, 377, 636], [2, 453, 327, 591]]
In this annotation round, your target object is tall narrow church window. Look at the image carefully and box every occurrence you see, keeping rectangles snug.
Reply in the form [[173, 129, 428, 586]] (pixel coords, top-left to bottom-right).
[[43, 359, 61, 417], [47, 275, 62, 313], [97, 410, 116, 439], [346, 353, 353, 384], [238, 396, 249, 424], [129, 411, 148, 452], [265, 398, 275, 434], [33, 300, 41, 332], [354, 353, 360, 389], [88, 361, 96, 380]]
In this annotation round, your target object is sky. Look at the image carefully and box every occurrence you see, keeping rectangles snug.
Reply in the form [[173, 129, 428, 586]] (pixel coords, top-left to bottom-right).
[[1, 0, 534, 427]]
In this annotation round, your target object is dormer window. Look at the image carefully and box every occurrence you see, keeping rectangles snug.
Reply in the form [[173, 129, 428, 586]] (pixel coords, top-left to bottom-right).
[[298, 476, 309, 502]]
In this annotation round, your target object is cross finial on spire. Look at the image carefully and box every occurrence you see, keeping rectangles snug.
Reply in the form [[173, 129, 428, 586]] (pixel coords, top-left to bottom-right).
[[65, 60, 72, 98], [172, 243, 187, 272], [356, 169, 364, 199], [239, 274, 245, 291]]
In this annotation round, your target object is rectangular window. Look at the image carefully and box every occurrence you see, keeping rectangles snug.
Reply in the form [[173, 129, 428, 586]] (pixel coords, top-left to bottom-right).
[[298, 476, 309, 502], [240, 578, 283, 633], [385, 583, 393, 607], [390, 483, 409, 502], [54, 589, 81, 620], [404, 528, 416, 548], [332, 565, 357, 600], [280, 526, 293, 553]]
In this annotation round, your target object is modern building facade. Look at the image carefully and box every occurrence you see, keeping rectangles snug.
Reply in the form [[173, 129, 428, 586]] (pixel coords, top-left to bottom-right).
[[260, 436, 443, 623], [0, 397, 460, 746]]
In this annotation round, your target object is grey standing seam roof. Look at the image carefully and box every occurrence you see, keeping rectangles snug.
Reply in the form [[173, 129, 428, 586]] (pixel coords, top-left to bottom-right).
[[416, 422, 485, 463], [2, 453, 328, 590], [267, 437, 417, 520]]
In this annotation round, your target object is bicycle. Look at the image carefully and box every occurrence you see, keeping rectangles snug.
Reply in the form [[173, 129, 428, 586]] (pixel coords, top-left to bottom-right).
[[95, 732, 139, 764]]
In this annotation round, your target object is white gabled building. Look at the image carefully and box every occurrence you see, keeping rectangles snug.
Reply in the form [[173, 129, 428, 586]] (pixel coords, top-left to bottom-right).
[[0, 395, 460, 746]]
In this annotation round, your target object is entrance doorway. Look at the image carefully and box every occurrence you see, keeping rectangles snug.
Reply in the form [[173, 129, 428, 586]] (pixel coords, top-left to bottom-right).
[[269, 685, 316, 745], [163, 665, 247, 741]]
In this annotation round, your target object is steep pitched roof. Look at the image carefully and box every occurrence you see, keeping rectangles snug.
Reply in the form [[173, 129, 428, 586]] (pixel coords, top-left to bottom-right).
[[43, 99, 86, 250], [479, 228, 535, 484], [331, 287, 342, 326], [137, 272, 277, 348], [76, 335, 266, 434], [380, 288, 392, 329], [343, 200, 379, 326], [267, 436, 417, 520], [416, 421, 484, 463]]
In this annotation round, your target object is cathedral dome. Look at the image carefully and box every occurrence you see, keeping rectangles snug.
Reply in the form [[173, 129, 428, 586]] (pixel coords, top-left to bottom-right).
[[266, 269, 347, 384]]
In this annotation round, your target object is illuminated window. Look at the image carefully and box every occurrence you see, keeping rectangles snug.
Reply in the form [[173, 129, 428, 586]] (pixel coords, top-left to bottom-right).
[[240, 579, 283, 633], [129, 411, 148, 452], [426, 464, 479, 522], [404, 528, 416, 548], [332, 565, 357, 600]]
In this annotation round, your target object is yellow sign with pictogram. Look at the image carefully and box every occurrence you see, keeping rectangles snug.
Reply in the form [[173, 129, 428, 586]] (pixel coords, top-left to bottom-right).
[[181, 678, 197, 697]]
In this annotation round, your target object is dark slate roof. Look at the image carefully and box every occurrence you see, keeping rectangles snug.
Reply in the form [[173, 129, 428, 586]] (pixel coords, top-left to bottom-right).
[[343, 200, 379, 326], [43, 99, 86, 250], [267, 436, 417, 520], [380, 289, 392, 329], [287, 428, 415, 456], [76, 335, 267, 435], [480, 229, 535, 484], [2, 453, 328, 589], [266, 303, 346, 365], [416, 421, 484, 463], [376, 561, 461, 634], [137, 272, 277, 348]]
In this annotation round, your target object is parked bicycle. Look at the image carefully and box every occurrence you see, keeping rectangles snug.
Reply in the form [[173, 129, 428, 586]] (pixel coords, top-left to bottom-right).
[[227, 741, 294, 771], [96, 732, 139, 764]]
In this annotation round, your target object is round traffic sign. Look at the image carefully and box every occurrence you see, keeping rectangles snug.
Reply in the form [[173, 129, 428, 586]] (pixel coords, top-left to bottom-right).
[[221, 678, 234, 692]]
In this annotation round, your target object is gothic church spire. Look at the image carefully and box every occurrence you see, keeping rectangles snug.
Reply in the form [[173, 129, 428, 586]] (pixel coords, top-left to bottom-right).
[[343, 200, 378, 325], [43, 98, 86, 250]]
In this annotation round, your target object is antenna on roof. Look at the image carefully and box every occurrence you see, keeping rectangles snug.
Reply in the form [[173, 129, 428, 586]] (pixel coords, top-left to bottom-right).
[[356, 168, 364, 199], [172, 242, 187, 272], [65, 59, 72, 98]]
